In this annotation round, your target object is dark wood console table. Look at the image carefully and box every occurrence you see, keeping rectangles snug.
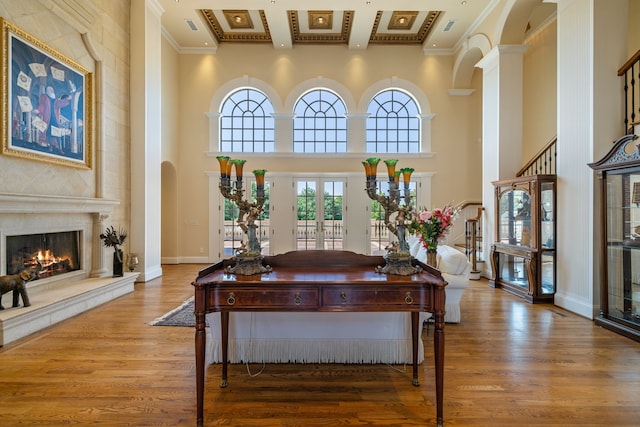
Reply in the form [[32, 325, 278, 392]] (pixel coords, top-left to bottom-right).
[[193, 250, 447, 426]]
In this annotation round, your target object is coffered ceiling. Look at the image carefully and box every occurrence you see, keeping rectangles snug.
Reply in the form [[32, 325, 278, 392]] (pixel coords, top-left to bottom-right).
[[156, 0, 498, 53]]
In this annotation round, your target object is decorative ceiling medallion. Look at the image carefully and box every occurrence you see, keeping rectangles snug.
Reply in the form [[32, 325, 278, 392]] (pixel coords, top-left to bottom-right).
[[387, 11, 418, 30], [370, 10, 442, 44], [223, 10, 254, 30], [199, 9, 272, 43], [289, 10, 353, 44], [308, 11, 333, 30]]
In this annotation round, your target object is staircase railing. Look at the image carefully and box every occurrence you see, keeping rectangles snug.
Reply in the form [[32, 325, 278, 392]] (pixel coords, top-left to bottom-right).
[[516, 136, 557, 177], [619, 49, 640, 134], [443, 200, 484, 279], [464, 206, 484, 278]]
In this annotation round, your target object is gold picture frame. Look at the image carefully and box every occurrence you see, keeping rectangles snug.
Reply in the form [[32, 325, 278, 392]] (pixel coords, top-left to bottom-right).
[[0, 18, 92, 169]]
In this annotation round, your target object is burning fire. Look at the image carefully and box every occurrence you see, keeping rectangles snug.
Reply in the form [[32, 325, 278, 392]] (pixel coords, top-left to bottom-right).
[[36, 249, 64, 268]]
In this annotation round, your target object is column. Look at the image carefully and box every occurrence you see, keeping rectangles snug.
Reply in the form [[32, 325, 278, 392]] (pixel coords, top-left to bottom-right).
[[476, 44, 529, 278], [129, 0, 163, 282], [554, 0, 628, 317], [90, 213, 108, 277]]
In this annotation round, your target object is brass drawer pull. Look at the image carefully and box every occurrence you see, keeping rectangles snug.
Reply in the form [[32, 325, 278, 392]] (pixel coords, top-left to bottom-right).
[[226, 292, 236, 306], [340, 291, 347, 303], [294, 292, 302, 305], [405, 292, 414, 305]]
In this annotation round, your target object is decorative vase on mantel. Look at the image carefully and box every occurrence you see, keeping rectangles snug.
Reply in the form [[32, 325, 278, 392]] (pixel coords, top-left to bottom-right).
[[100, 226, 127, 278], [426, 248, 438, 269], [113, 249, 124, 277]]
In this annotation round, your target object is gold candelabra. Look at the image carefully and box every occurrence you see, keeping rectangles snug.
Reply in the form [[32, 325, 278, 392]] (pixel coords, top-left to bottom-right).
[[363, 157, 420, 275], [216, 156, 271, 275]]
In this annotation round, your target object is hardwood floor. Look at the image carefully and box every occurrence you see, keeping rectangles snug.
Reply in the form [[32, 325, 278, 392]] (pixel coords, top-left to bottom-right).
[[1, 263, 639, 426]]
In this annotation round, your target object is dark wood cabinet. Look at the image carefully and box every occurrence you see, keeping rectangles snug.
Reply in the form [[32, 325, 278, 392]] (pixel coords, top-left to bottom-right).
[[490, 174, 556, 303], [589, 134, 640, 342]]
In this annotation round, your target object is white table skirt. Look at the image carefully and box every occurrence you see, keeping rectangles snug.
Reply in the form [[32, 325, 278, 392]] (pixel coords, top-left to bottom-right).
[[206, 312, 429, 365]]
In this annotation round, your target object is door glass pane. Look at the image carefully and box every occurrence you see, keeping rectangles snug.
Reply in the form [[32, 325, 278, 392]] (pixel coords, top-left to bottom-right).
[[606, 173, 640, 323], [541, 251, 555, 294], [223, 198, 240, 256], [541, 182, 554, 248], [296, 181, 317, 250], [323, 181, 344, 250], [498, 189, 532, 246], [498, 252, 529, 290], [251, 180, 270, 255]]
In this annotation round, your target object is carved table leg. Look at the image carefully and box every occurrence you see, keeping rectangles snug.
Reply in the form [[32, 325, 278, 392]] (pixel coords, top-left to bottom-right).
[[194, 286, 206, 427], [434, 287, 446, 427], [411, 311, 420, 386]]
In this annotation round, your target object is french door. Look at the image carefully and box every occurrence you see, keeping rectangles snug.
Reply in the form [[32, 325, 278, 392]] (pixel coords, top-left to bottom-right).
[[295, 179, 345, 250]]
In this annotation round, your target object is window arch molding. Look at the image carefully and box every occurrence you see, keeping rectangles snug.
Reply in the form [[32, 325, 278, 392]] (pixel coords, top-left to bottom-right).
[[359, 77, 435, 153], [284, 77, 356, 113], [206, 75, 282, 153]]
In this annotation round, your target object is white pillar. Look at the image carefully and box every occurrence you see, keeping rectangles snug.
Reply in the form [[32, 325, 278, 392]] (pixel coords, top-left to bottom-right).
[[476, 45, 529, 278], [90, 213, 108, 277], [554, 0, 627, 318], [273, 114, 294, 153], [130, 0, 164, 281], [347, 114, 367, 152]]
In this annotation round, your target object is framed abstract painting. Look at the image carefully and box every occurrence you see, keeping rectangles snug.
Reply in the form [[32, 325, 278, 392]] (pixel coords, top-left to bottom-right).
[[0, 18, 92, 169]]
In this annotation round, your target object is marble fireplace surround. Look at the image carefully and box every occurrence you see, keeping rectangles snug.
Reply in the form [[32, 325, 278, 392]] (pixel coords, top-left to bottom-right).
[[0, 193, 138, 346]]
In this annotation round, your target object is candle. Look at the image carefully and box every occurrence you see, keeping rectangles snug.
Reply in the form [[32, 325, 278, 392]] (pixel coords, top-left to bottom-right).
[[384, 159, 398, 182]]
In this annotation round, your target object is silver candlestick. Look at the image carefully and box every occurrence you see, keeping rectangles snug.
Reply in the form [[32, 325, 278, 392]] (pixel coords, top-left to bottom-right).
[[217, 157, 271, 275], [363, 158, 420, 275]]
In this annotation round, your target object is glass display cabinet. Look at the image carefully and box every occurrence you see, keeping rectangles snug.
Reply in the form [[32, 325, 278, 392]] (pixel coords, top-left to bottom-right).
[[589, 134, 640, 342], [489, 174, 556, 303]]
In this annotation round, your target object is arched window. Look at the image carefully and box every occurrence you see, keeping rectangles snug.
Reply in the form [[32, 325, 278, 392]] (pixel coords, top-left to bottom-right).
[[293, 88, 347, 153], [366, 89, 420, 153], [220, 88, 275, 152]]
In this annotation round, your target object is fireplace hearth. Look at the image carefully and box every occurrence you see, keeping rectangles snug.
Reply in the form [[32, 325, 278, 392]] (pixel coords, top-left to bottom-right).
[[6, 231, 81, 280]]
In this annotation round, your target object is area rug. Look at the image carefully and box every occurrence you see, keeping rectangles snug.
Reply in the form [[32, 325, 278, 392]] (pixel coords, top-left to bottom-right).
[[151, 297, 207, 327]]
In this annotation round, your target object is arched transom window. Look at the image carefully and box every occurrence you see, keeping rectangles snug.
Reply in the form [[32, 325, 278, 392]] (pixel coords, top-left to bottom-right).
[[220, 88, 275, 152], [293, 88, 347, 153], [366, 89, 420, 153]]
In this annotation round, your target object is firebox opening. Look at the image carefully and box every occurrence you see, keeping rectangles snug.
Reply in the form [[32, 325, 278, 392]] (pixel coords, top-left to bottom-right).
[[6, 231, 81, 279]]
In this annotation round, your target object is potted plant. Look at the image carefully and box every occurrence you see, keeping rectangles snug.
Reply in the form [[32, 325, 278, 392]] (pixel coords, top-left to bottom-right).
[[99, 226, 127, 277]]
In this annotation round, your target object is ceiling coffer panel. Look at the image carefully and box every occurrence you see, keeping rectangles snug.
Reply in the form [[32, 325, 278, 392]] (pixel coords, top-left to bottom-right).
[[199, 9, 272, 43], [289, 10, 353, 44], [370, 10, 442, 44]]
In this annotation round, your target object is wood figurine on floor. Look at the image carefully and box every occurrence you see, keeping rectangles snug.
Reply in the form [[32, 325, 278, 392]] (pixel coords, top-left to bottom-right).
[[0, 269, 35, 310]]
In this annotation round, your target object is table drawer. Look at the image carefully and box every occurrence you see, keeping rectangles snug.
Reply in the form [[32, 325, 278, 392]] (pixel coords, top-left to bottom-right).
[[321, 287, 429, 308], [210, 287, 319, 309]]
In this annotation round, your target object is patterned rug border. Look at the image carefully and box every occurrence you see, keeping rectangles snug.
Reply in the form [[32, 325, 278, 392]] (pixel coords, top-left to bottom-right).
[[151, 297, 203, 327]]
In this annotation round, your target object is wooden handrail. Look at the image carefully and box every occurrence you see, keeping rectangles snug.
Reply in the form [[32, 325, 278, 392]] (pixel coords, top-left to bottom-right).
[[618, 49, 640, 76], [516, 136, 557, 177], [453, 200, 482, 212]]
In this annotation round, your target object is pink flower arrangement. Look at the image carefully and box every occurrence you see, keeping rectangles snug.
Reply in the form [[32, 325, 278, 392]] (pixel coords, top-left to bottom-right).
[[408, 204, 457, 251]]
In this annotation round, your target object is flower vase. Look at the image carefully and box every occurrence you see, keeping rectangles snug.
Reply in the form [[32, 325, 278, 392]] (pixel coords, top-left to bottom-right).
[[113, 249, 124, 277], [426, 248, 437, 269]]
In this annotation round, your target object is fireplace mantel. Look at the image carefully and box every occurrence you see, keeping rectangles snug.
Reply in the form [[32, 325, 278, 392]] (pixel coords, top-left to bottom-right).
[[0, 193, 121, 279], [0, 193, 119, 214], [0, 192, 136, 346]]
